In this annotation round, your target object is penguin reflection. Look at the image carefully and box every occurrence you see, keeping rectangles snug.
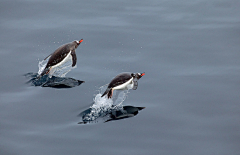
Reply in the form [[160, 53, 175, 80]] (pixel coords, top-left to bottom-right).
[[78, 106, 145, 124], [105, 106, 145, 123], [25, 73, 84, 88]]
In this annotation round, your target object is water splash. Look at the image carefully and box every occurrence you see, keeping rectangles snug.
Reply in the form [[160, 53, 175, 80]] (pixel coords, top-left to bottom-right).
[[38, 55, 75, 78], [79, 85, 129, 124], [38, 59, 47, 75]]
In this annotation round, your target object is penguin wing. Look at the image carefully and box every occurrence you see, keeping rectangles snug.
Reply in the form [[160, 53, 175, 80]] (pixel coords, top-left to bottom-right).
[[71, 50, 77, 67], [133, 80, 138, 90]]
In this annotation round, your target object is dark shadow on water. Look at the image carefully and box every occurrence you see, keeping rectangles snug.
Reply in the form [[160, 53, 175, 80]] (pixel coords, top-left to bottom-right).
[[78, 105, 145, 124], [24, 73, 84, 88]]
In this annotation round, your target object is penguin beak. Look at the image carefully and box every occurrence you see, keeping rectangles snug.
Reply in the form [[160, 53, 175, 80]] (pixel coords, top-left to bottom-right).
[[77, 39, 83, 45], [136, 72, 145, 79]]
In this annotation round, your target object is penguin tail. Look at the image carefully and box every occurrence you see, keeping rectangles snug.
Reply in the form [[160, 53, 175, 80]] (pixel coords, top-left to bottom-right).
[[107, 89, 113, 98], [101, 88, 110, 97], [101, 88, 113, 98]]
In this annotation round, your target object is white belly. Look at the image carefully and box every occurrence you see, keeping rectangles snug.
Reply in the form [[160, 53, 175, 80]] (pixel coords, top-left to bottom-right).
[[52, 51, 72, 68], [113, 77, 134, 90]]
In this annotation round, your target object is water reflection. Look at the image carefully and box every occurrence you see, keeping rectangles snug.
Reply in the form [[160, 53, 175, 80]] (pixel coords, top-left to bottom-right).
[[25, 72, 84, 88], [78, 105, 145, 124], [105, 106, 145, 123]]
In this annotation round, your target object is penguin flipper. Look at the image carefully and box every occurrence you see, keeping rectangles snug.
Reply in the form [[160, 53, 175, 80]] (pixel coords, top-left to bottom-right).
[[133, 80, 138, 90], [71, 50, 77, 67]]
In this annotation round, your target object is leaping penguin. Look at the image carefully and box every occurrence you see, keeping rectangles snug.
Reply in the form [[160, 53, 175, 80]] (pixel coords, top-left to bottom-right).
[[101, 72, 145, 98], [39, 39, 83, 77]]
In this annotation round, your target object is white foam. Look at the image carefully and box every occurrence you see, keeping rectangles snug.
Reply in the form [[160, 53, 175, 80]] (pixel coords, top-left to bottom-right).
[[82, 85, 129, 122], [38, 59, 47, 75]]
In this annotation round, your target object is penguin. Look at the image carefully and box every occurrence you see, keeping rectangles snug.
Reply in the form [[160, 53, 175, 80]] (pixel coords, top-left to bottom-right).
[[39, 39, 83, 77], [101, 72, 145, 98]]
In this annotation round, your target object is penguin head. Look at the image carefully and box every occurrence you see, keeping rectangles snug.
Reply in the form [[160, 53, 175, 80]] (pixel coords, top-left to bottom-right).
[[73, 39, 83, 48], [132, 72, 145, 80]]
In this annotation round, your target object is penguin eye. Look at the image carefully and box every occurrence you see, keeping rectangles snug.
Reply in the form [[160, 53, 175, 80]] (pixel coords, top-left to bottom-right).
[[75, 40, 80, 45]]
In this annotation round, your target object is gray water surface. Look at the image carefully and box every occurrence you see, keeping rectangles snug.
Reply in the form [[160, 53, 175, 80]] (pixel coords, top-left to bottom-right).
[[0, 0, 240, 155]]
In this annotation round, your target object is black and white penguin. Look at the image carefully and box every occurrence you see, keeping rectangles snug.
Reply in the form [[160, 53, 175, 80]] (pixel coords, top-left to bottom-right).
[[39, 39, 83, 77], [101, 72, 145, 98]]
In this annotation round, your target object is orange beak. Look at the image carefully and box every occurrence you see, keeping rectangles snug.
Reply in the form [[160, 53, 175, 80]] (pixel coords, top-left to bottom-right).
[[79, 39, 83, 43]]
